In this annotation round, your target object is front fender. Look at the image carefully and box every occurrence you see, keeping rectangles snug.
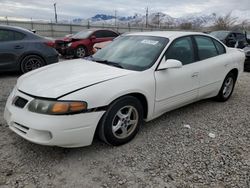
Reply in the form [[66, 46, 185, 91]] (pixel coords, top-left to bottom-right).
[[60, 70, 156, 120]]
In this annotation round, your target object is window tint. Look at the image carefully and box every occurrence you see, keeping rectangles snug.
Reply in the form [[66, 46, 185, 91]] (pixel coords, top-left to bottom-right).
[[103, 30, 118, 38], [213, 39, 226, 55], [14, 32, 25, 40], [236, 33, 245, 40], [195, 36, 218, 60], [0, 30, 25, 41], [0, 30, 14, 41], [94, 31, 105, 38], [165, 37, 194, 65]]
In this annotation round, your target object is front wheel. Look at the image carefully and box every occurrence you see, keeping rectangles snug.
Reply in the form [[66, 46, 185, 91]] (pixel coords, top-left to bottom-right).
[[75, 46, 86, 58], [215, 72, 236, 102], [98, 96, 143, 146]]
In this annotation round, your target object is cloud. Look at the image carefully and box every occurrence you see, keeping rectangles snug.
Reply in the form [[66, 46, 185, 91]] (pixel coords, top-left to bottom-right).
[[0, 0, 249, 20]]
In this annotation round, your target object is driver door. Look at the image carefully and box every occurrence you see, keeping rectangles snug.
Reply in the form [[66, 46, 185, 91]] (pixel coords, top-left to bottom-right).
[[154, 36, 200, 116]]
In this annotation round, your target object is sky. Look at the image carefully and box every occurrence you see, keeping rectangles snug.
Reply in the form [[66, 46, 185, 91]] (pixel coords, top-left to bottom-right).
[[0, 0, 249, 21]]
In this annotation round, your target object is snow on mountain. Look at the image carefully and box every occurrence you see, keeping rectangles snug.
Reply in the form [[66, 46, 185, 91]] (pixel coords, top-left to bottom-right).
[[71, 9, 250, 27]]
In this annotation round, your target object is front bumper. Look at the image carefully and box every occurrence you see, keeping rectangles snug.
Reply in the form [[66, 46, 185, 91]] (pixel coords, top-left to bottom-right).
[[56, 46, 75, 56], [4, 88, 105, 148]]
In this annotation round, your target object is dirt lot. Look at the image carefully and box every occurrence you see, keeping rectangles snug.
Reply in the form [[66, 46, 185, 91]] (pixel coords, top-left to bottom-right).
[[0, 71, 249, 188]]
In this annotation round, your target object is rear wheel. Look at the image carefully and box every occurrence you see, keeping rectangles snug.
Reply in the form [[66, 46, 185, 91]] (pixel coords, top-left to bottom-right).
[[98, 96, 143, 146], [75, 46, 86, 58], [215, 72, 236, 102], [20, 55, 45, 73]]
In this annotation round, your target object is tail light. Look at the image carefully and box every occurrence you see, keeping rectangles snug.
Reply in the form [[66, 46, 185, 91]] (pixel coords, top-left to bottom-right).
[[44, 41, 55, 48]]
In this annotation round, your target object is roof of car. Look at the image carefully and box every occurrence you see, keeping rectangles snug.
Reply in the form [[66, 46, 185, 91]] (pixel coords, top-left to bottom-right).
[[0, 25, 33, 34], [125, 31, 208, 40]]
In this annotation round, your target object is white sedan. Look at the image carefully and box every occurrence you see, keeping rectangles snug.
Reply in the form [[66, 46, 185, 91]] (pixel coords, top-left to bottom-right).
[[4, 31, 245, 148]]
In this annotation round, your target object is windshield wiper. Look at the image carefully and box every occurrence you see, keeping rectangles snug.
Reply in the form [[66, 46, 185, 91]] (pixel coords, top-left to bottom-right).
[[92, 58, 125, 69]]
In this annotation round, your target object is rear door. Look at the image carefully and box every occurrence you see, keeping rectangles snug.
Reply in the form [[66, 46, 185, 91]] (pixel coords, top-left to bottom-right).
[[0, 29, 26, 70], [193, 35, 229, 99]]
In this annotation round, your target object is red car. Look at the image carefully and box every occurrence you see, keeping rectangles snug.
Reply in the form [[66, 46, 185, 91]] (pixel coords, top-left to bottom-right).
[[55, 29, 119, 58]]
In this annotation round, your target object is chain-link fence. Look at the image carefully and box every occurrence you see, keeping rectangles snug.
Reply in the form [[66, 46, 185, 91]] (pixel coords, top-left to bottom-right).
[[0, 20, 177, 38]]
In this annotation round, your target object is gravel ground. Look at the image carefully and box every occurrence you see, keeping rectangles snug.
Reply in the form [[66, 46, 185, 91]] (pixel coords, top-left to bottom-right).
[[0, 71, 249, 188]]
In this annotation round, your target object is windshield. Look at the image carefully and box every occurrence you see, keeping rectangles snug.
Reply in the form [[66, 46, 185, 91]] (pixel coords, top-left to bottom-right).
[[210, 31, 230, 40], [92, 35, 169, 71], [72, 30, 93, 39]]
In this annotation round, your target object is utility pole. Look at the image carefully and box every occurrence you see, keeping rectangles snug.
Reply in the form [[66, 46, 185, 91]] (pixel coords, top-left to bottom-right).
[[54, 3, 58, 23], [146, 7, 148, 28], [114, 10, 117, 26]]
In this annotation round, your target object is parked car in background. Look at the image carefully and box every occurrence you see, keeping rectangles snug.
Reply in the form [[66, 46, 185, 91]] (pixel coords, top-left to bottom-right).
[[244, 46, 250, 71], [210, 30, 250, 71], [0, 25, 58, 73], [4, 31, 245, 148], [93, 40, 112, 53], [54, 29, 119, 58], [210, 30, 248, 48]]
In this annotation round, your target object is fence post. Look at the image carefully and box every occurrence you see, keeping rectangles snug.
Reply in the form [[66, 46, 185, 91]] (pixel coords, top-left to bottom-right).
[[50, 21, 54, 37], [31, 19, 34, 30], [87, 20, 90, 29], [70, 23, 72, 34], [5, 16, 9, 25]]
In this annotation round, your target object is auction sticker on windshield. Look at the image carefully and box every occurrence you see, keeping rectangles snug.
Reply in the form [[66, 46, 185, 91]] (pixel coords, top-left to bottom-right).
[[141, 39, 159, 45]]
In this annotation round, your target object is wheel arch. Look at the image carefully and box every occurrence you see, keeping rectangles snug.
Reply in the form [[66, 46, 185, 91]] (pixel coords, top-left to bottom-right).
[[228, 68, 239, 80], [104, 92, 149, 119]]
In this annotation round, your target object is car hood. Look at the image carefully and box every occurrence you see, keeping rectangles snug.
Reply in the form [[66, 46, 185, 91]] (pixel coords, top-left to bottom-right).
[[56, 37, 83, 43], [17, 59, 134, 99]]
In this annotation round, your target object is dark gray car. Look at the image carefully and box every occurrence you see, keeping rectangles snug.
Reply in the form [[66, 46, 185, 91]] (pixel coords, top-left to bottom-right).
[[0, 25, 59, 73]]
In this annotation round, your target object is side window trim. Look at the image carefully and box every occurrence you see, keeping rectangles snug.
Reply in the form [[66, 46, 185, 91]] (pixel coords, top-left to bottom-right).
[[211, 39, 220, 55]]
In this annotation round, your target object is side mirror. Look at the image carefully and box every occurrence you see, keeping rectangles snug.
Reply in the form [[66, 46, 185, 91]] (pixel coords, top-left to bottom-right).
[[158, 59, 183, 70], [90, 35, 96, 40]]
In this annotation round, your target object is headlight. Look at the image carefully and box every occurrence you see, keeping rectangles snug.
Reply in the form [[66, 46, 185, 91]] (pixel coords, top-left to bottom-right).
[[67, 43, 72, 47], [28, 99, 87, 115]]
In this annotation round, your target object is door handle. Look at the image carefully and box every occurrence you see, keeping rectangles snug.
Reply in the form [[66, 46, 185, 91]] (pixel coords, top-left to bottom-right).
[[224, 63, 229, 67], [14, 45, 24, 49], [191, 72, 199, 78]]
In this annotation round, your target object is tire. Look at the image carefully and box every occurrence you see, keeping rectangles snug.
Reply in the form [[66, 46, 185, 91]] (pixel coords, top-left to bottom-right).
[[215, 72, 236, 102], [20, 55, 46, 73], [74, 46, 86, 58], [98, 96, 143, 146]]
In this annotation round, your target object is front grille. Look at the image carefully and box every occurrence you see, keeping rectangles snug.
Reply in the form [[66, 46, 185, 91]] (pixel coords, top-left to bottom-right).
[[14, 97, 28, 108], [55, 41, 66, 48], [13, 122, 29, 134]]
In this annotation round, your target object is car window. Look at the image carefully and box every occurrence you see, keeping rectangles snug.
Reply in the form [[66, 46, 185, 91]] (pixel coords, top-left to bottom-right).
[[0, 30, 25, 41], [165, 37, 194, 65], [94, 31, 105, 38], [0, 29, 14, 41], [236, 33, 245, 40], [195, 36, 218, 60], [93, 35, 169, 71], [103, 31, 119, 38], [213, 39, 226, 55], [14, 31, 25, 40]]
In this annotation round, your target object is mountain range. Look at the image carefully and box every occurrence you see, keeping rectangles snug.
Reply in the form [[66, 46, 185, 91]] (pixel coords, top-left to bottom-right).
[[72, 10, 250, 28]]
